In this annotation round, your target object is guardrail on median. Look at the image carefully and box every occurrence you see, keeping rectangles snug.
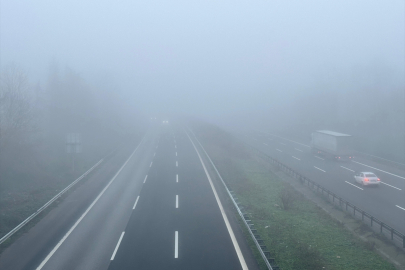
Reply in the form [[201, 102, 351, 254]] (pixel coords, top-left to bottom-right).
[[249, 145, 405, 249], [189, 129, 279, 270]]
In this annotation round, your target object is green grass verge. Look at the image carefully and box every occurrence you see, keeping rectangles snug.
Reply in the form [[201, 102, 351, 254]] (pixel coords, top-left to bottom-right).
[[193, 122, 396, 270]]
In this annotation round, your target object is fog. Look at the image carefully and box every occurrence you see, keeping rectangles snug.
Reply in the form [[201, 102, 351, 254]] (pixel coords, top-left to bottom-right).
[[1, 1, 405, 264], [1, 0, 404, 161]]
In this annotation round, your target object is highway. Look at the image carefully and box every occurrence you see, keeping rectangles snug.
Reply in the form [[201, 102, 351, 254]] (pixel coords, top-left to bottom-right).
[[235, 130, 405, 235], [0, 123, 256, 270]]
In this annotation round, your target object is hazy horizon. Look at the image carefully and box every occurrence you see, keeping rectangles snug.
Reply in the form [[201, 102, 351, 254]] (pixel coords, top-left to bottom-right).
[[1, 0, 404, 121]]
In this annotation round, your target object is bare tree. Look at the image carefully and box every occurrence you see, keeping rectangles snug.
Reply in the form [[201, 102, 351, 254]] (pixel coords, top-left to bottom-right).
[[0, 64, 34, 147]]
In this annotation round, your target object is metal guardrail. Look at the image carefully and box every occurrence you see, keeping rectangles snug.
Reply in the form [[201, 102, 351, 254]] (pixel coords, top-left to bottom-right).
[[248, 145, 405, 249], [0, 159, 105, 246], [189, 129, 278, 270], [0, 139, 131, 246], [0, 144, 128, 246]]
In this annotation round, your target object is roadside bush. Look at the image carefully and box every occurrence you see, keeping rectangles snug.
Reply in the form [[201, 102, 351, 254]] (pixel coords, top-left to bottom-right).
[[293, 242, 326, 270], [280, 186, 296, 210]]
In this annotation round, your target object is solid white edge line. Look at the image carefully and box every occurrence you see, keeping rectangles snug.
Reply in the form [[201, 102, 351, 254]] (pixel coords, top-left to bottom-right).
[[358, 151, 405, 166], [111, 231, 125, 260], [133, 196, 140, 210], [396, 205, 405, 211], [292, 156, 300, 161], [143, 175, 148, 183], [314, 156, 324, 160], [185, 131, 248, 270], [345, 181, 364, 190], [36, 137, 145, 270], [194, 129, 270, 269], [174, 231, 179, 258], [176, 195, 179, 208], [314, 166, 326, 172], [351, 160, 405, 180], [381, 182, 402, 190], [340, 166, 355, 172], [176, 174, 178, 183], [276, 149, 282, 152]]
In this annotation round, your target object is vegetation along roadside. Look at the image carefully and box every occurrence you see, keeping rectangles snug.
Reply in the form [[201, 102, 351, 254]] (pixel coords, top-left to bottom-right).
[[191, 121, 397, 270]]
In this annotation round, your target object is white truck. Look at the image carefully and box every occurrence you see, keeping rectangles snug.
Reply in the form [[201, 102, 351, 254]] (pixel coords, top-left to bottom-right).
[[311, 130, 354, 161]]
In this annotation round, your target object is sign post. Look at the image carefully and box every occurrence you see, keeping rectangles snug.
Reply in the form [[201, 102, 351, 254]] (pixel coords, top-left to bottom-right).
[[66, 133, 82, 172]]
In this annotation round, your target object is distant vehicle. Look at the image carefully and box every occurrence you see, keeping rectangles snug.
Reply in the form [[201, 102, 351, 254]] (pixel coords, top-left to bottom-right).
[[162, 120, 169, 124], [311, 130, 354, 161], [354, 172, 380, 186]]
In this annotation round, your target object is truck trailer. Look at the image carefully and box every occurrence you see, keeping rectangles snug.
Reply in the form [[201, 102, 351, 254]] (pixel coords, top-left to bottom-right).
[[311, 130, 353, 160]]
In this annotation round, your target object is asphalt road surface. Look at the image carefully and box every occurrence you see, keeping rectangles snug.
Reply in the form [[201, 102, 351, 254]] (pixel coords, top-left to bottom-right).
[[0, 123, 256, 270], [236, 130, 405, 235]]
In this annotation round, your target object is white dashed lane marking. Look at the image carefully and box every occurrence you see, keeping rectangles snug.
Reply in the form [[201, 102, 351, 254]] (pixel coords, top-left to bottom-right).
[[132, 196, 140, 209], [174, 231, 179, 258], [314, 166, 326, 172], [395, 205, 405, 211], [111, 232, 125, 260], [352, 161, 405, 180], [345, 181, 363, 190], [381, 182, 402, 190], [340, 166, 355, 172]]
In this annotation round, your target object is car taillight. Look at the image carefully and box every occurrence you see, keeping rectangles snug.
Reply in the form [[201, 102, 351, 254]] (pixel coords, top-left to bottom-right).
[[377, 178, 380, 181], [349, 157, 352, 159], [364, 178, 369, 181]]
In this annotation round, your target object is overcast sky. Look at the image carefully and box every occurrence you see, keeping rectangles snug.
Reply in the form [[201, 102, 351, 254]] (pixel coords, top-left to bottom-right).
[[1, 0, 404, 119]]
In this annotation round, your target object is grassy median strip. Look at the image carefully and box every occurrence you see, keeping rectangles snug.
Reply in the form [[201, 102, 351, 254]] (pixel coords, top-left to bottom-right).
[[195, 124, 396, 270]]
